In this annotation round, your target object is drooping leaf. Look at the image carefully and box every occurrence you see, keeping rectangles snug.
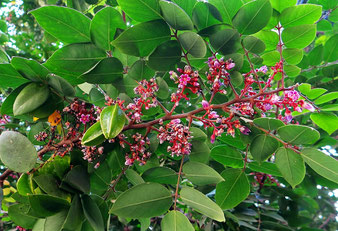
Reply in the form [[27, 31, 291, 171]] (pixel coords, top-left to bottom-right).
[[310, 112, 338, 135], [117, 0, 162, 22], [190, 127, 207, 142], [277, 125, 320, 145], [0, 64, 28, 89], [47, 75, 75, 97], [282, 48, 303, 65], [17, 173, 33, 196], [314, 92, 338, 105], [159, 0, 193, 30], [112, 20, 171, 57], [30, 6, 91, 44], [261, 50, 280, 66], [209, 29, 241, 55], [90, 6, 126, 51], [243, 36, 266, 54], [45, 43, 106, 76], [282, 24, 316, 49], [308, 45, 324, 66], [248, 161, 282, 177], [253, 117, 285, 131], [253, 30, 279, 51], [0, 131, 37, 173], [323, 34, 338, 62], [209, 0, 243, 25], [161, 211, 194, 231], [275, 147, 305, 188], [192, 2, 222, 31], [33, 174, 69, 199], [284, 64, 301, 77], [1, 83, 28, 116], [81, 57, 124, 84], [148, 40, 182, 71], [81, 194, 104, 231], [280, 4, 322, 28], [63, 165, 90, 194], [100, 104, 126, 139], [180, 187, 225, 222], [127, 60, 155, 81], [183, 161, 224, 186], [178, 31, 206, 58], [232, 0, 272, 35], [250, 134, 279, 163], [8, 204, 37, 229], [172, 0, 197, 18], [90, 162, 112, 195], [29, 194, 70, 217], [142, 167, 178, 185], [301, 148, 338, 184], [125, 169, 145, 186], [270, 0, 297, 13], [11, 57, 50, 82], [110, 182, 172, 218], [215, 168, 250, 209], [210, 145, 244, 168], [82, 121, 105, 146], [43, 210, 68, 231]]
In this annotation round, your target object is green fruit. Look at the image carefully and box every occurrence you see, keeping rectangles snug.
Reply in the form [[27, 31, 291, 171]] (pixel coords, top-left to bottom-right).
[[13, 82, 50, 116], [0, 131, 37, 173]]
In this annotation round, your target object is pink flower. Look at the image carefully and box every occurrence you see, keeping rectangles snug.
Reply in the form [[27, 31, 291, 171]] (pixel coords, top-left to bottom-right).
[[201, 100, 209, 110], [302, 102, 315, 112], [285, 90, 300, 101], [80, 114, 91, 124]]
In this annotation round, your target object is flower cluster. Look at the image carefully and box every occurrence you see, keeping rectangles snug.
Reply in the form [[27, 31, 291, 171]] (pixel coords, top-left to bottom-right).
[[158, 119, 192, 157], [206, 56, 235, 93], [63, 100, 96, 125], [119, 78, 159, 123], [170, 66, 200, 104], [119, 133, 151, 166]]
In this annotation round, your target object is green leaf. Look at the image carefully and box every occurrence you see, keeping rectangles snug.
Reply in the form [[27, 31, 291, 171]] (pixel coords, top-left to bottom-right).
[[0, 64, 28, 88], [277, 125, 320, 145], [30, 6, 91, 44], [127, 60, 155, 81], [33, 174, 69, 199], [308, 45, 324, 66], [47, 75, 75, 97], [233, 0, 272, 35], [282, 48, 303, 65], [172, 0, 197, 18], [280, 4, 322, 28], [142, 167, 177, 184], [81, 194, 104, 231], [253, 117, 285, 131], [8, 204, 37, 229], [250, 134, 279, 163], [253, 30, 278, 51], [82, 121, 105, 146], [90, 162, 112, 195], [323, 34, 338, 62], [180, 187, 225, 222], [314, 92, 338, 104], [62, 195, 84, 230], [110, 182, 172, 218], [297, 83, 311, 95], [29, 194, 70, 217], [183, 161, 224, 186], [275, 147, 305, 188], [217, 130, 246, 150], [81, 57, 124, 84], [112, 20, 170, 57], [100, 104, 126, 139], [270, 0, 296, 13], [209, 29, 241, 55], [317, 19, 332, 31], [301, 148, 338, 184], [148, 40, 182, 71], [209, 0, 243, 25], [45, 43, 106, 76], [159, 0, 193, 30], [90, 7, 126, 51], [284, 65, 301, 77], [282, 24, 316, 49], [189, 141, 210, 164], [63, 165, 90, 194], [190, 127, 207, 142], [0, 131, 37, 173], [125, 169, 145, 186], [310, 112, 338, 135], [161, 211, 194, 231], [117, 0, 162, 22], [305, 88, 327, 99], [11, 57, 50, 82], [178, 31, 206, 58], [17, 173, 33, 196], [44, 210, 68, 231], [192, 2, 222, 31], [216, 168, 250, 209], [1, 83, 28, 116], [210, 145, 244, 168], [243, 36, 266, 54], [156, 77, 170, 100], [248, 161, 282, 176], [261, 50, 280, 66]]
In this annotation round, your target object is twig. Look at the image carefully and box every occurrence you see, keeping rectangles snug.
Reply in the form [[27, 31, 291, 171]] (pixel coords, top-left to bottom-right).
[[0, 169, 13, 187], [174, 154, 185, 210]]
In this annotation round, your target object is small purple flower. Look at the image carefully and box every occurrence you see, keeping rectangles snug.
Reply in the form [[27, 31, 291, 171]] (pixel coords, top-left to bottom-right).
[[201, 100, 209, 110], [240, 126, 250, 135], [258, 65, 268, 74], [208, 111, 219, 119], [227, 62, 235, 69], [302, 102, 315, 112], [285, 90, 300, 101], [80, 114, 91, 124]]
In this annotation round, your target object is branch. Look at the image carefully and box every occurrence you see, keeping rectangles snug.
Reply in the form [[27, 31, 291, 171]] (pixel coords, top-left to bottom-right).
[[301, 60, 338, 73], [0, 169, 13, 187], [174, 154, 185, 210]]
